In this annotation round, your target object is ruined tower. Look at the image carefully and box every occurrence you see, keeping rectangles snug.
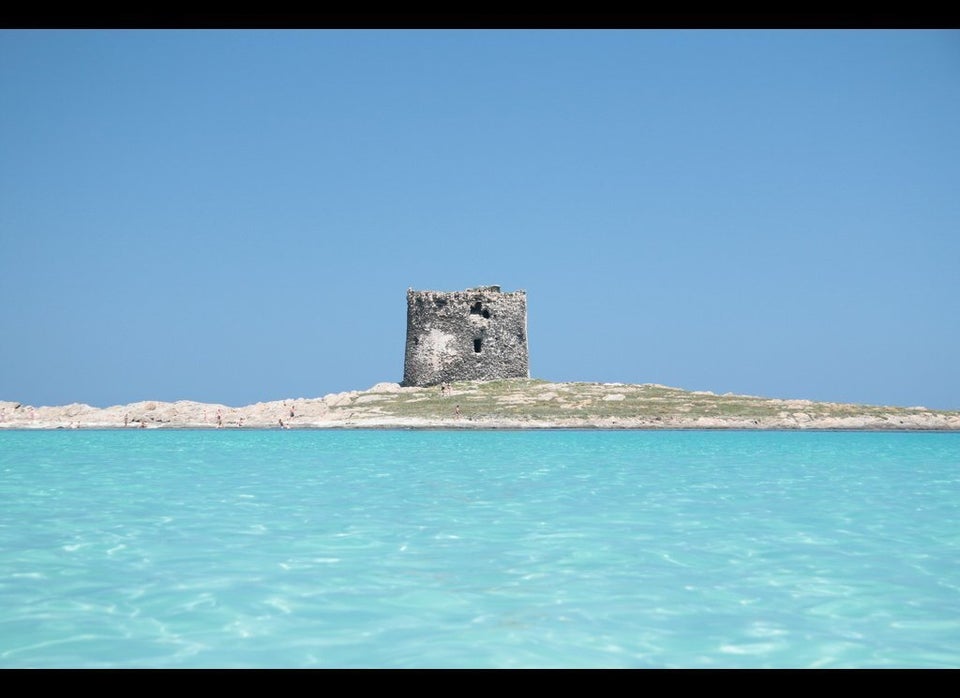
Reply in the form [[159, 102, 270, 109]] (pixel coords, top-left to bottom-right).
[[402, 286, 529, 387]]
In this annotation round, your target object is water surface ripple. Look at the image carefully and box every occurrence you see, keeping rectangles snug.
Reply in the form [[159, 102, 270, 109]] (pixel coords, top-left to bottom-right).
[[1, 429, 958, 667]]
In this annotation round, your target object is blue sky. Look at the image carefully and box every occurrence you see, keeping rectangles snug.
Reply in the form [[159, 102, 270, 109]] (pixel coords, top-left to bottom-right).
[[1, 30, 958, 409]]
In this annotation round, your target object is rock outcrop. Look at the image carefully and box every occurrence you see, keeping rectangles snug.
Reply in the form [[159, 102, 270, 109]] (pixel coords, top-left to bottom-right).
[[2, 381, 958, 430]]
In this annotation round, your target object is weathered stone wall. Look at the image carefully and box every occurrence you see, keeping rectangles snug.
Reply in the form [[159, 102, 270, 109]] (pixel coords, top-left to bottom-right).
[[402, 286, 529, 387]]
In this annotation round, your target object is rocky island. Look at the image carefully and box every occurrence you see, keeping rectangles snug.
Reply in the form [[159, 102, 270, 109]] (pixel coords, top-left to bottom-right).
[[2, 379, 958, 430]]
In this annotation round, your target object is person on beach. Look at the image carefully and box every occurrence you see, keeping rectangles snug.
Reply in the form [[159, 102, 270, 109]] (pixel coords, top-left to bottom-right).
[[290, 405, 295, 419], [124, 414, 129, 427], [217, 409, 223, 429], [279, 418, 287, 429], [454, 404, 461, 418]]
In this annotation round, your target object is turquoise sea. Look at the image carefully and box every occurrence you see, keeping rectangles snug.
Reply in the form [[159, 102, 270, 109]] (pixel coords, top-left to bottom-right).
[[0, 429, 958, 668]]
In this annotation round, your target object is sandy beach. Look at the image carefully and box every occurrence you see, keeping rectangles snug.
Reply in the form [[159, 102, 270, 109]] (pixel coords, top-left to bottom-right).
[[2, 380, 958, 431]]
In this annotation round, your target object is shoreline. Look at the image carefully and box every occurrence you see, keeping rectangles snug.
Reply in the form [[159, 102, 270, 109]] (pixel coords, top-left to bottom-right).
[[0, 424, 960, 434], [3, 380, 959, 432]]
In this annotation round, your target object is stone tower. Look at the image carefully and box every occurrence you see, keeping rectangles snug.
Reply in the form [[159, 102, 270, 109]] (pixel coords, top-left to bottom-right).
[[402, 286, 529, 387]]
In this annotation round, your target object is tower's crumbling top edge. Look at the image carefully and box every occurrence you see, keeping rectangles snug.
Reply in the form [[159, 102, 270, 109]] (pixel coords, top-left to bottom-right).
[[407, 285, 525, 296]]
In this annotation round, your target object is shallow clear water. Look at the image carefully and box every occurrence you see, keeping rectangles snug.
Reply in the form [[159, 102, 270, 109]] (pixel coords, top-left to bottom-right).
[[0, 429, 958, 668]]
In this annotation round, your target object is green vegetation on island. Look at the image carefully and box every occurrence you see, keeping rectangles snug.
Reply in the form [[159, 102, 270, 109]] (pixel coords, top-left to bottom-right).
[[323, 379, 960, 429]]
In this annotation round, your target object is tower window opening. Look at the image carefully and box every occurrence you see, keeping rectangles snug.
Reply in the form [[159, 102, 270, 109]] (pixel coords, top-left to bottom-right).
[[482, 308, 491, 318], [473, 338, 482, 353], [470, 301, 482, 315]]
